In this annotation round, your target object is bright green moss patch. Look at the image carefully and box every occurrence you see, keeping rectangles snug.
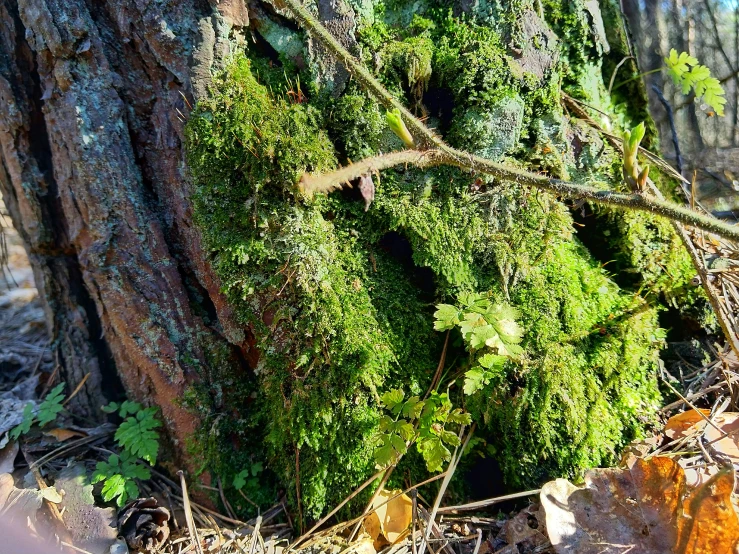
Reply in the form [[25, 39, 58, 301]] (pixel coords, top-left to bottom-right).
[[183, 0, 687, 520]]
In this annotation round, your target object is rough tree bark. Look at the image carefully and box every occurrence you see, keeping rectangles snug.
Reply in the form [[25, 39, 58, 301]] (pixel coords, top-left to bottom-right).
[[0, 0, 251, 461]]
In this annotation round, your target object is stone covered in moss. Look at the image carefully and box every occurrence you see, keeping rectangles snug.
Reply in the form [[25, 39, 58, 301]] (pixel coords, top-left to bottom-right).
[[184, 0, 689, 520]]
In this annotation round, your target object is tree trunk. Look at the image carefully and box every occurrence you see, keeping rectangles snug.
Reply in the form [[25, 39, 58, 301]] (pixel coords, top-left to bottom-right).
[[0, 0, 249, 460], [0, 0, 699, 520]]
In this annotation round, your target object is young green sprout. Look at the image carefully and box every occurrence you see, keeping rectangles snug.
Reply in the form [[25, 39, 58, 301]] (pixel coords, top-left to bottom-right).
[[622, 122, 649, 193], [386, 108, 415, 148]]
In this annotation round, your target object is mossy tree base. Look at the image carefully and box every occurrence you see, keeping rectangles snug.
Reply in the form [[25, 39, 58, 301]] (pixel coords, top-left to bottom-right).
[[184, 0, 695, 519], [0, 0, 701, 523]]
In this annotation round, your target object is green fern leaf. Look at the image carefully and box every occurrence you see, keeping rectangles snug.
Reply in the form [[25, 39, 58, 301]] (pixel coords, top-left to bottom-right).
[[664, 49, 726, 115], [234, 470, 249, 490], [418, 436, 451, 472], [10, 403, 35, 440], [93, 451, 150, 507], [118, 401, 143, 419], [433, 304, 462, 331], [36, 383, 65, 427], [115, 408, 161, 465], [380, 389, 405, 413]]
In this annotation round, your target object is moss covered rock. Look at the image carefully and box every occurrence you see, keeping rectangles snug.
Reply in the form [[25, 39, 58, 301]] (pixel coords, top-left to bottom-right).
[[184, 0, 692, 520]]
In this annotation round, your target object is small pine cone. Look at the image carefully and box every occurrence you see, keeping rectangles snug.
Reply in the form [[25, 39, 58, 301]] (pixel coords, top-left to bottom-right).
[[118, 497, 171, 552]]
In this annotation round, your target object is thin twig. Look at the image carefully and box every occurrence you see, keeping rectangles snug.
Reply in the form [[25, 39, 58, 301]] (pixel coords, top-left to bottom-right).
[[347, 468, 392, 542], [471, 529, 483, 554], [651, 85, 683, 174], [418, 425, 474, 554], [661, 376, 728, 437], [295, 447, 303, 534], [304, 148, 739, 241], [436, 489, 542, 514], [62, 373, 90, 407], [178, 471, 205, 554], [21, 448, 76, 553], [608, 56, 635, 95]]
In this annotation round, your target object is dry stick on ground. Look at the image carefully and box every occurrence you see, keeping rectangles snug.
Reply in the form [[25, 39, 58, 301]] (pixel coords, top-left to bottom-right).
[[347, 468, 392, 543], [436, 489, 542, 514], [276, 0, 739, 243], [289, 469, 385, 550], [294, 472, 448, 552], [178, 470, 205, 554], [20, 448, 76, 553], [295, 448, 303, 534]]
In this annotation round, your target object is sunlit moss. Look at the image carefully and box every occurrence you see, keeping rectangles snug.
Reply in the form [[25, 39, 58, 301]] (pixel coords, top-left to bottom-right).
[[183, 0, 688, 520]]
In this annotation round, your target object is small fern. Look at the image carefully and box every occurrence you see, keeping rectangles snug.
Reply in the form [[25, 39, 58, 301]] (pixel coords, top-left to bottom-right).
[[94, 401, 161, 506], [374, 389, 471, 472], [115, 407, 161, 465], [233, 462, 264, 491], [434, 293, 524, 395], [665, 49, 726, 116], [92, 450, 151, 507], [36, 383, 66, 427], [9, 382, 66, 440]]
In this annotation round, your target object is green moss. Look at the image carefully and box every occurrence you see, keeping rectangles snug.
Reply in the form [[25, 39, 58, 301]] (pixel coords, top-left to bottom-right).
[[182, 0, 695, 520]]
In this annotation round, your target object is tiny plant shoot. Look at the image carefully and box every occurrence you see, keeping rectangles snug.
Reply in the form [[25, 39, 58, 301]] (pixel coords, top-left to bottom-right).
[[93, 401, 162, 506], [622, 122, 649, 193], [386, 108, 415, 148]]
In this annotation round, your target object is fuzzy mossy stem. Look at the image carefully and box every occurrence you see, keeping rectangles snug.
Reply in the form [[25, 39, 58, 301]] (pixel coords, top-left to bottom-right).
[[300, 149, 739, 241], [278, 0, 739, 242]]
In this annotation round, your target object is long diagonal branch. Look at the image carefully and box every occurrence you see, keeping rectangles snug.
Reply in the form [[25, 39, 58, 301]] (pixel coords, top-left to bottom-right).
[[278, 0, 739, 243]]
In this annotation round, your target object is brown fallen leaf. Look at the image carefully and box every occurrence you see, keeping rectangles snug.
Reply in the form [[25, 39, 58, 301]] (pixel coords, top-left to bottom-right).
[[679, 459, 719, 488], [502, 510, 548, 549], [363, 489, 412, 546], [676, 466, 739, 554], [43, 428, 86, 442], [541, 456, 739, 554], [705, 413, 739, 463], [0, 440, 18, 473], [0, 472, 43, 524], [665, 409, 712, 440]]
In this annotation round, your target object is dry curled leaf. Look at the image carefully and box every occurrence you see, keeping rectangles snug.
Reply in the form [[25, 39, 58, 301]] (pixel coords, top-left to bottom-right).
[[0, 472, 43, 523], [705, 413, 739, 464], [665, 410, 739, 465], [541, 456, 739, 554], [43, 427, 86, 442], [0, 440, 18, 474], [677, 466, 738, 553], [363, 489, 412, 546], [665, 409, 712, 440]]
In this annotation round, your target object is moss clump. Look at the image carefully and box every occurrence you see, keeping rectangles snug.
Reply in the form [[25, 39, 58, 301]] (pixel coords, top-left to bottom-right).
[[184, 0, 685, 520], [187, 56, 442, 518]]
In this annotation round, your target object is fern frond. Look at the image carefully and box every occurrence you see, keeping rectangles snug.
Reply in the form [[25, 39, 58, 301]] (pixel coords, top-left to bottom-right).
[[664, 48, 726, 115]]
